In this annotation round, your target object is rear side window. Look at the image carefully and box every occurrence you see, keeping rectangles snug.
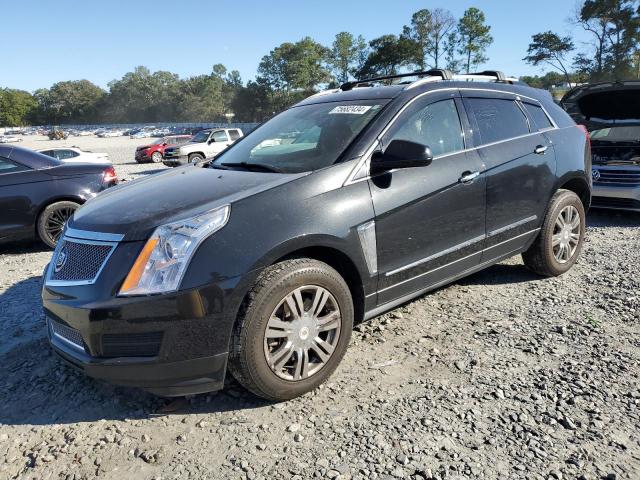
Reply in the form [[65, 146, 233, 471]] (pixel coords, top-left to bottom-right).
[[522, 102, 554, 131], [57, 150, 79, 159], [0, 156, 28, 173], [40, 150, 54, 157], [212, 131, 228, 142], [388, 99, 464, 157], [228, 130, 241, 141], [467, 98, 530, 145]]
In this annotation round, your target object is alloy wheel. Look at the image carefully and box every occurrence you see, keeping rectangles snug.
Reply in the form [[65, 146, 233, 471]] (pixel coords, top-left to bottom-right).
[[44, 205, 76, 245], [263, 285, 341, 381], [552, 205, 581, 263]]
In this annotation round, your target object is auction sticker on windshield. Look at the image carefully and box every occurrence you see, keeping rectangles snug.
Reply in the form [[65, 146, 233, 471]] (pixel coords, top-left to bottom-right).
[[329, 105, 372, 115]]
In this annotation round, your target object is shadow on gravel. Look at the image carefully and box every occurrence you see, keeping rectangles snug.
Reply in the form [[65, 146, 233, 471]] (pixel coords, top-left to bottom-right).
[[0, 239, 50, 255], [457, 262, 541, 286], [0, 336, 270, 426], [587, 208, 640, 227]]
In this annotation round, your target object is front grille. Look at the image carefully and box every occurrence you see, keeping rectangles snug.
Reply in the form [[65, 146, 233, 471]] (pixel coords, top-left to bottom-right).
[[101, 332, 164, 357], [50, 319, 85, 352], [594, 168, 640, 185], [49, 239, 115, 284], [592, 196, 640, 210]]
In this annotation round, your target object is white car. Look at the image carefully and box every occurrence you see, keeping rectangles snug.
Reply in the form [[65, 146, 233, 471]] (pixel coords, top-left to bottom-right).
[[37, 147, 111, 164], [0, 135, 23, 143], [98, 130, 124, 138], [162, 128, 243, 166]]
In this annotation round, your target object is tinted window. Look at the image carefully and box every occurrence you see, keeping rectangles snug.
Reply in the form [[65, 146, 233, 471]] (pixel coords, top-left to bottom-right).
[[467, 98, 530, 145], [522, 102, 553, 130], [228, 130, 241, 141], [389, 99, 464, 157], [40, 150, 54, 157], [57, 149, 79, 159], [0, 156, 27, 173], [212, 131, 228, 143]]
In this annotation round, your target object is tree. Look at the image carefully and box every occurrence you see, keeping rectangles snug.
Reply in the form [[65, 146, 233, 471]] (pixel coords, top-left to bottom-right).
[[105, 67, 181, 122], [329, 32, 368, 84], [33, 80, 106, 124], [402, 8, 456, 70], [573, 0, 640, 81], [258, 37, 331, 93], [523, 31, 575, 84], [358, 35, 415, 77], [457, 7, 493, 73], [0, 89, 37, 126]]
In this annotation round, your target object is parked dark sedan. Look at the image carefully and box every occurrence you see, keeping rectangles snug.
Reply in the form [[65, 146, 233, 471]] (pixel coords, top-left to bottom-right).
[[0, 145, 118, 248]]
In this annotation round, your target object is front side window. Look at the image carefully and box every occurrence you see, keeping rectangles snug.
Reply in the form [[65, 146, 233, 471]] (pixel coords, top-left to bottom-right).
[[522, 102, 554, 131], [387, 99, 464, 157], [211, 99, 387, 173], [467, 98, 530, 145], [191, 130, 211, 143], [0, 156, 27, 173]]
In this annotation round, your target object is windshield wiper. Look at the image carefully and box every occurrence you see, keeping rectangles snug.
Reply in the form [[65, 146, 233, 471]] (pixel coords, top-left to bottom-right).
[[220, 161, 283, 173]]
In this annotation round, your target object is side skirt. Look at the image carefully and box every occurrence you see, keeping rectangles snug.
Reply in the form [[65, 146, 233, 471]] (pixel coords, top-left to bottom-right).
[[363, 246, 527, 321]]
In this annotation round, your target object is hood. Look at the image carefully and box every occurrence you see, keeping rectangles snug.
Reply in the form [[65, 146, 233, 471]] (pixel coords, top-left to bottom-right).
[[561, 81, 640, 130], [69, 166, 306, 240]]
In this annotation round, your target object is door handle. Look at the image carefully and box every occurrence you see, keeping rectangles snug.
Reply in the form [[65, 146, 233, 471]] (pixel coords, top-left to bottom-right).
[[534, 145, 548, 155], [459, 171, 480, 184]]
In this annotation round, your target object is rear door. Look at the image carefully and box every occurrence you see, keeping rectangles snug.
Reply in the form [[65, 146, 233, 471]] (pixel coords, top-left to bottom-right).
[[370, 91, 487, 305], [0, 157, 46, 239], [462, 92, 556, 261]]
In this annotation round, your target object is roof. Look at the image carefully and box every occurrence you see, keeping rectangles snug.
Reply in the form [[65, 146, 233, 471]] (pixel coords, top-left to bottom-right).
[[296, 80, 551, 107]]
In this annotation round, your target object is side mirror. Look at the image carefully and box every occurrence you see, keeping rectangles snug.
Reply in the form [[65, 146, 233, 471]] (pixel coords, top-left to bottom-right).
[[371, 139, 433, 174]]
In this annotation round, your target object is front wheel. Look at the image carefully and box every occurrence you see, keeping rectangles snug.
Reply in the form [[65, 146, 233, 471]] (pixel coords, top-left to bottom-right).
[[188, 153, 204, 165], [229, 259, 353, 401], [522, 189, 586, 276], [151, 151, 163, 163], [37, 201, 80, 248]]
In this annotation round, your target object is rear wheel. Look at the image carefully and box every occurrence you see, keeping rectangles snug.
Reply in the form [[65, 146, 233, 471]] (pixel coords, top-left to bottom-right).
[[229, 259, 353, 401], [151, 151, 163, 163], [37, 201, 80, 248], [522, 189, 585, 276]]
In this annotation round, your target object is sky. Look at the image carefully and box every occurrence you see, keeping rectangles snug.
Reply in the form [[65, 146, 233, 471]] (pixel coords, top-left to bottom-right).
[[1, 0, 591, 92]]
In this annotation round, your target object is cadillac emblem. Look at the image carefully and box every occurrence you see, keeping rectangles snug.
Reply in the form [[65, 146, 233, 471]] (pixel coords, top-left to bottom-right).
[[54, 248, 68, 273]]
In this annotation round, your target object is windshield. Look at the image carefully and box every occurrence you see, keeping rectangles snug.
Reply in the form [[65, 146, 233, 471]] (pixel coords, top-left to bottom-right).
[[191, 130, 211, 143], [151, 138, 165, 145], [212, 100, 387, 173], [590, 126, 640, 143]]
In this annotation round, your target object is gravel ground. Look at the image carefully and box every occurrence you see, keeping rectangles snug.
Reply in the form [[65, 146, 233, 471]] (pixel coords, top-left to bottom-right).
[[1, 136, 639, 479]]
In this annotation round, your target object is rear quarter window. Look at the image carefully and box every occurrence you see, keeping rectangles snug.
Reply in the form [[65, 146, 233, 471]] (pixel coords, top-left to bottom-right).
[[522, 102, 554, 131], [467, 98, 530, 145], [228, 130, 241, 141]]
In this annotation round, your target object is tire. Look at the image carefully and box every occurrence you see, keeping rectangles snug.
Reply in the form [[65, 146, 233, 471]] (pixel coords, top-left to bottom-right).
[[522, 189, 586, 277], [188, 153, 204, 165], [229, 258, 354, 401], [37, 201, 80, 248], [151, 151, 163, 163]]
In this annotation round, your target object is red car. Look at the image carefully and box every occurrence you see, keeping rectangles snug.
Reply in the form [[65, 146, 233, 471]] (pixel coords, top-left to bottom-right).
[[135, 135, 192, 163]]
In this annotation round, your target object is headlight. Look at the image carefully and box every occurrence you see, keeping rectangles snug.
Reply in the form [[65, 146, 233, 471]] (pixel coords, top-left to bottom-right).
[[119, 205, 230, 296]]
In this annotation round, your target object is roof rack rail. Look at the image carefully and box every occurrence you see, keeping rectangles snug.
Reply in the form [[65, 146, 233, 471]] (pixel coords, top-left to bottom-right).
[[340, 69, 453, 91], [455, 70, 519, 84]]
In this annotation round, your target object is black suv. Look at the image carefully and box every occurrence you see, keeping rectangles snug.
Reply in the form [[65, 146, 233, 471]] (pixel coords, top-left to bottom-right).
[[42, 70, 591, 400]]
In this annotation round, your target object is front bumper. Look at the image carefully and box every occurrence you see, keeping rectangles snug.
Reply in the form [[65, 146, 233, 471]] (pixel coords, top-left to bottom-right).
[[591, 166, 640, 211], [163, 154, 188, 166], [43, 266, 246, 396], [135, 151, 151, 162]]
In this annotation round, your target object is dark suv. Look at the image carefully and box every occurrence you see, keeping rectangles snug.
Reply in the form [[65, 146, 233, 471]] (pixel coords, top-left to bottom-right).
[[42, 70, 591, 400]]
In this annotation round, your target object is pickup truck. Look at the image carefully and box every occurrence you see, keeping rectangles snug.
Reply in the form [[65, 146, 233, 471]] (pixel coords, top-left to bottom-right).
[[163, 128, 243, 166]]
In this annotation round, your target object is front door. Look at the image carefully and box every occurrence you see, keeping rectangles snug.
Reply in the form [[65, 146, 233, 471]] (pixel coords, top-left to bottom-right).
[[369, 92, 487, 305], [207, 130, 231, 157]]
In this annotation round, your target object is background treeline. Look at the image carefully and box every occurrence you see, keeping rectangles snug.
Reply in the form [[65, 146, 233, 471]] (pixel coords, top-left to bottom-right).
[[1, 0, 638, 127]]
